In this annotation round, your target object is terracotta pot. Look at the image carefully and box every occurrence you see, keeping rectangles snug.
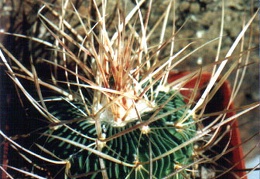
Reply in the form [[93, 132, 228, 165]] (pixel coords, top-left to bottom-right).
[[168, 71, 246, 179]]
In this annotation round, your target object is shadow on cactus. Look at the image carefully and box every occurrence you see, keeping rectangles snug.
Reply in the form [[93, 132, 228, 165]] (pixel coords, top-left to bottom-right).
[[0, 0, 259, 178]]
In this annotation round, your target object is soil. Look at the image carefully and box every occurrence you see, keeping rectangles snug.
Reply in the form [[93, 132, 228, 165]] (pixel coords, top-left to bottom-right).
[[0, 0, 259, 171]]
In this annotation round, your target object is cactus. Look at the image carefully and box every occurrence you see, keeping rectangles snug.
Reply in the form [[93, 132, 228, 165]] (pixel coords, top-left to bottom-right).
[[39, 89, 196, 178], [0, 0, 259, 178]]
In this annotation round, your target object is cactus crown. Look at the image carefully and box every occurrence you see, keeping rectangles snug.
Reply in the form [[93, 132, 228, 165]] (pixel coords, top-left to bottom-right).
[[31, 1, 198, 178]]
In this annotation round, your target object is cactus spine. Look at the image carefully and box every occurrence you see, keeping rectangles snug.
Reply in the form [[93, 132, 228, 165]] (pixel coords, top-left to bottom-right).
[[0, 0, 258, 178]]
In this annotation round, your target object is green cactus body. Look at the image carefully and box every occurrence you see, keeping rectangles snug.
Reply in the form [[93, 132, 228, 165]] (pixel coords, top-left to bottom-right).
[[43, 90, 196, 178]]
